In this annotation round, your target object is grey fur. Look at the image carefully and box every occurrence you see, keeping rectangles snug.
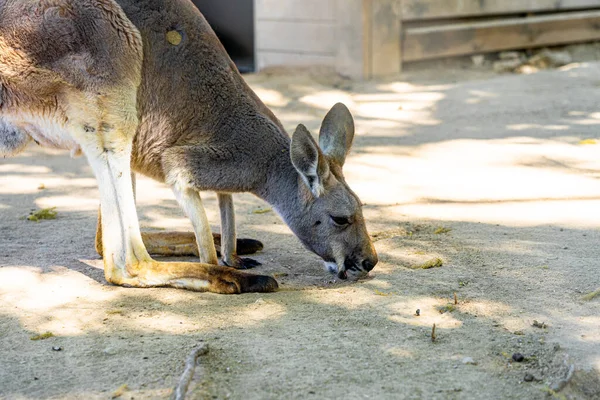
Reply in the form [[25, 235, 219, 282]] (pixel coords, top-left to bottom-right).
[[290, 124, 330, 197], [217, 193, 241, 267], [0, 120, 31, 156], [319, 103, 355, 167]]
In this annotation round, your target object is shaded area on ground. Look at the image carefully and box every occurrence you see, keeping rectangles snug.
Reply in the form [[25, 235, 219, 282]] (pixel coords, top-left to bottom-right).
[[1, 63, 600, 399]]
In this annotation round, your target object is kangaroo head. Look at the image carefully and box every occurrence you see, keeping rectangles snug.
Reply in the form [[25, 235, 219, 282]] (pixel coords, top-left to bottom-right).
[[289, 103, 378, 280]]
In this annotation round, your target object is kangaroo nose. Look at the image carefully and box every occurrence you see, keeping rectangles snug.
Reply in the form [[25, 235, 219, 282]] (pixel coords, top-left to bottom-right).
[[362, 257, 377, 272]]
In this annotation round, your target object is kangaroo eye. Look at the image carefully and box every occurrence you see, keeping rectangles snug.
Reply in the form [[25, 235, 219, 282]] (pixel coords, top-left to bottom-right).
[[331, 216, 351, 226]]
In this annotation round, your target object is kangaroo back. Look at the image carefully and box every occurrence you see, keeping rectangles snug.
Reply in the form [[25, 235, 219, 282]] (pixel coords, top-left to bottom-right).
[[114, 0, 284, 183]]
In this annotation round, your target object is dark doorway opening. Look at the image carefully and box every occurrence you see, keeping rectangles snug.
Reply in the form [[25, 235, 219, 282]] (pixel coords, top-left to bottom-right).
[[191, 0, 255, 73]]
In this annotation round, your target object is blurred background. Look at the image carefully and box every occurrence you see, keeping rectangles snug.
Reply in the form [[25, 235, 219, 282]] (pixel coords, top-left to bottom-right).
[[194, 0, 600, 78]]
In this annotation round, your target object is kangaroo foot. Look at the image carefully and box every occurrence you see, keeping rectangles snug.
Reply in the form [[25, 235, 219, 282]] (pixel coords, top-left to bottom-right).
[[96, 231, 264, 257], [204, 268, 276, 293], [222, 255, 262, 270], [108, 260, 278, 294]]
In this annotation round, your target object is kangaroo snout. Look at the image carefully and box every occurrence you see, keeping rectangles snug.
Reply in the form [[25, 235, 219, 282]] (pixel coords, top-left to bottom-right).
[[362, 256, 377, 272], [357, 248, 378, 273], [358, 238, 379, 273], [337, 247, 378, 279]]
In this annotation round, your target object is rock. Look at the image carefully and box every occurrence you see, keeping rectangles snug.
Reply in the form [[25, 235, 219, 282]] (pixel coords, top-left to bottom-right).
[[524, 373, 535, 382], [512, 353, 525, 362], [516, 65, 538, 75], [462, 357, 477, 365], [103, 347, 117, 356], [529, 49, 572, 69], [471, 55, 485, 67], [499, 51, 523, 60], [493, 59, 523, 73], [566, 43, 600, 62]]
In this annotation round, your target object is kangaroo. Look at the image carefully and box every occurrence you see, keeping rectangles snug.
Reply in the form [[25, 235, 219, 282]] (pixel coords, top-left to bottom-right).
[[0, 0, 377, 293]]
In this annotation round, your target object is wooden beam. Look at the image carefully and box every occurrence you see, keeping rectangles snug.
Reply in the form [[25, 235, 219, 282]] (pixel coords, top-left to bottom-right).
[[335, 0, 402, 79], [403, 10, 600, 61], [255, 0, 336, 21], [335, 0, 370, 79], [401, 0, 600, 21], [370, 0, 403, 76]]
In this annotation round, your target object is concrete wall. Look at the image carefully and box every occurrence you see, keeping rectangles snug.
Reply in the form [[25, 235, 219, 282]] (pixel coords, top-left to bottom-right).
[[254, 0, 338, 71], [255, 0, 402, 79]]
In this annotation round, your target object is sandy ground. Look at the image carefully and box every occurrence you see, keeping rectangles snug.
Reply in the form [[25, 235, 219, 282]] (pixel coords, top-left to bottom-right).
[[2, 62, 600, 400]]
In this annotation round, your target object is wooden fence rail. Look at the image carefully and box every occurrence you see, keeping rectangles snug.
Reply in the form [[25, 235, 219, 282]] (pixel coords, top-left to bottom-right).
[[403, 10, 600, 61], [399, 0, 600, 65], [401, 0, 600, 20]]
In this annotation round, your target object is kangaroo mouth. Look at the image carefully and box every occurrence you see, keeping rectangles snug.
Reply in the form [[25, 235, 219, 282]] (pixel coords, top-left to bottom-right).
[[323, 259, 365, 280], [324, 261, 347, 279]]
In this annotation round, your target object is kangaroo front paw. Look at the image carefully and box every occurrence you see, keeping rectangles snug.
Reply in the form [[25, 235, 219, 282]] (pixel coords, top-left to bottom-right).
[[223, 255, 262, 270]]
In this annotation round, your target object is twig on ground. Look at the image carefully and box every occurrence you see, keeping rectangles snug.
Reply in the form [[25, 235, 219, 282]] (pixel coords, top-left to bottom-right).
[[172, 343, 209, 400], [415, 258, 443, 269], [112, 384, 128, 399], [582, 288, 600, 301], [431, 324, 437, 342]]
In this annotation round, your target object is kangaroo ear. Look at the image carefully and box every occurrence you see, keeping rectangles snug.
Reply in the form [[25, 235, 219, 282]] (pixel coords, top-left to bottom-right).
[[290, 124, 330, 197], [318, 103, 355, 167]]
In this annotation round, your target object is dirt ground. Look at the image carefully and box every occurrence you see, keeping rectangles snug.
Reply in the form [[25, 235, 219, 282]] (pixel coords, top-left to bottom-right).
[[2, 61, 600, 400]]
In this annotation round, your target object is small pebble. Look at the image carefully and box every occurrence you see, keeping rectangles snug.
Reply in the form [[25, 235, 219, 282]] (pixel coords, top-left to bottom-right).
[[524, 373, 535, 382], [462, 357, 477, 365], [415, 309, 420, 317], [52, 346, 62, 351], [512, 353, 525, 362]]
